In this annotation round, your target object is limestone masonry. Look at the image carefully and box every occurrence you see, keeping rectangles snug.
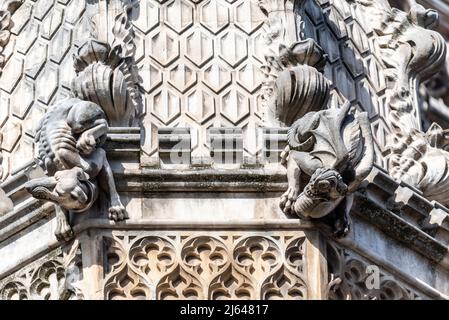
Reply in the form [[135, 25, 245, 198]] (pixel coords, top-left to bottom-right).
[[1, 0, 449, 300]]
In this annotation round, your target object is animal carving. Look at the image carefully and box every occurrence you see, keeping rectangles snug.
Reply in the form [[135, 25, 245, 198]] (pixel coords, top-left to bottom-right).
[[279, 101, 374, 237], [280, 103, 374, 236], [25, 98, 127, 241], [270, 39, 374, 236]]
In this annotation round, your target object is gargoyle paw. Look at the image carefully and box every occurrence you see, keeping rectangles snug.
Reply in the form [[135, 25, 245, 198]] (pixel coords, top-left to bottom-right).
[[333, 218, 350, 238], [108, 201, 128, 222], [279, 187, 299, 215], [55, 219, 74, 242]]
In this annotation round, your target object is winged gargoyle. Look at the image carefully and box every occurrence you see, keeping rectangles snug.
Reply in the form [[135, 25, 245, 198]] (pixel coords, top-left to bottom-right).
[[279, 101, 374, 236], [272, 39, 374, 237], [25, 98, 127, 241]]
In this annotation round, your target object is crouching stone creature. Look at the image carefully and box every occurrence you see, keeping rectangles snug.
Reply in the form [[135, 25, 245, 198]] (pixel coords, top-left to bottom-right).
[[25, 98, 127, 241], [279, 101, 374, 237]]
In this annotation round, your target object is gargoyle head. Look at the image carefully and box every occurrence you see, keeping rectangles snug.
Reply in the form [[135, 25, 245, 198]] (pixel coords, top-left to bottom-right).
[[305, 168, 348, 201], [294, 168, 348, 219], [24, 167, 96, 212]]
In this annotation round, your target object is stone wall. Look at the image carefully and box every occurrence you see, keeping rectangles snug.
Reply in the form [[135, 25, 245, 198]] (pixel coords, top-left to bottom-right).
[[1, 0, 449, 300]]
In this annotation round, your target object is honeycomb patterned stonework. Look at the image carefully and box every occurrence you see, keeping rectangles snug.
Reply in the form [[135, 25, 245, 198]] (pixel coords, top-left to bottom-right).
[[0, 0, 89, 179], [0, 0, 401, 178], [134, 0, 267, 159]]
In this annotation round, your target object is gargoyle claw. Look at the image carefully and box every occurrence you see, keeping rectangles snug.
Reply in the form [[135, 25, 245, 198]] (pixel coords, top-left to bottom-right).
[[279, 187, 299, 215], [108, 203, 128, 222], [55, 219, 74, 242], [333, 220, 350, 238]]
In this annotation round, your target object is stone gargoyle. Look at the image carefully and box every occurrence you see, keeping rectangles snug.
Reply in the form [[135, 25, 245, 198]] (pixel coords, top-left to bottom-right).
[[279, 102, 374, 236], [25, 98, 127, 241], [270, 39, 374, 236]]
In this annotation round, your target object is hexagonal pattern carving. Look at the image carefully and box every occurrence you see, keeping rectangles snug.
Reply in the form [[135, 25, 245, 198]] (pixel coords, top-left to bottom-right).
[[41, 6, 64, 40], [219, 30, 248, 68], [220, 89, 250, 125], [235, 0, 265, 35], [0, 57, 23, 94], [151, 89, 181, 124], [0, 0, 98, 178], [49, 27, 72, 63], [132, 0, 159, 34], [237, 62, 263, 94], [0, 0, 269, 169], [0, 118, 22, 152], [24, 41, 47, 79], [60, 54, 76, 89], [11, 78, 34, 119], [11, 136, 34, 172], [15, 20, 39, 54], [364, 56, 386, 93], [348, 22, 370, 54], [24, 103, 46, 137], [165, 0, 194, 34], [169, 63, 197, 93], [186, 88, 216, 124], [130, 0, 266, 158], [10, 2, 33, 35], [200, 0, 230, 34], [333, 63, 356, 102], [150, 30, 180, 67], [185, 30, 214, 67], [36, 64, 58, 104], [203, 63, 232, 94], [341, 41, 364, 78], [65, 0, 85, 25], [34, 0, 54, 21], [0, 92, 9, 127], [139, 60, 163, 93]]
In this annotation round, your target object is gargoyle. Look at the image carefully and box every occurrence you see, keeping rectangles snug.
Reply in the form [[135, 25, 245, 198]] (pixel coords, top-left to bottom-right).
[[280, 102, 374, 236], [270, 38, 374, 236], [25, 98, 127, 241]]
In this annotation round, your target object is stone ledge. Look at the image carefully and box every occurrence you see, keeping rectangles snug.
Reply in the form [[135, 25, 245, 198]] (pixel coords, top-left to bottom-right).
[[363, 167, 449, 252], [351, 194, 449, 265], [115, 167, 288, 192]]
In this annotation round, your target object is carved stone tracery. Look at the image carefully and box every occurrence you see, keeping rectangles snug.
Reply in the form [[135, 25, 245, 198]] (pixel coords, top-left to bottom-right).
[[0, 0, 448, 302], [0, 241, 84, 300], [326, 242, 423, 300], [103, 234, 308, 300]]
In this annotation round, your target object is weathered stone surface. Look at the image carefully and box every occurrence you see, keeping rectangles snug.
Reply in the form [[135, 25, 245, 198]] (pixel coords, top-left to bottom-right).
[[0, 0, 449, 301]]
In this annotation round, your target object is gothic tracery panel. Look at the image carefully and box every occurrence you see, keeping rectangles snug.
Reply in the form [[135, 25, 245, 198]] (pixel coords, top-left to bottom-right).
[[103, 232, 308, 300]]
